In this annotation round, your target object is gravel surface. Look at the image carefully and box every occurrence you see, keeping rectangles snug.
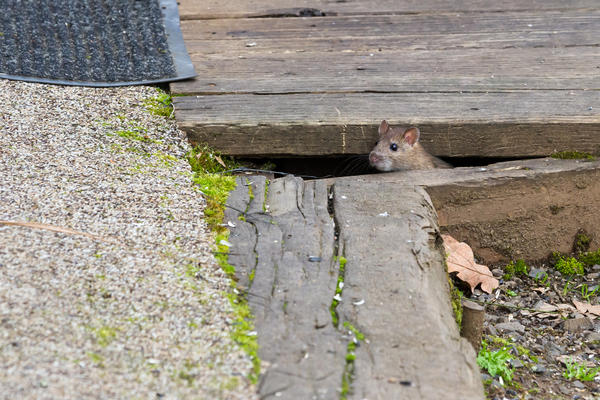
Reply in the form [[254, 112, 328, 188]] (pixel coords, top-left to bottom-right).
[[0, 80, 257, 399], [471, 262, 600, 399]]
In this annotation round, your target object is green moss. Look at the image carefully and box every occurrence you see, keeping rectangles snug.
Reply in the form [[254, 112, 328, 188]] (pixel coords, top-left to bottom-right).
[[503, 259, 529, 280], [88, 325, 118, 347], [340, 321, 365, 400], [263, 180, 270, 212], [186, 143, 260, 385], [194, 174, 236, 234], [87, 352, 105, 367], [449, 278, 463, 328], [554, 256, 584, 276], [143, 88, 173, 118], [187, 144, 238, 175], [330, 257, 347, 327], [226, 291, 260, 384], [574, 232, 591, 254], [578, 249, 600, 267], [550, 151, 595, 160]]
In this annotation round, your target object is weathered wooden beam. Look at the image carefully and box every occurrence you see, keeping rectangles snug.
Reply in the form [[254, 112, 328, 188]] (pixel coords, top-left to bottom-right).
[[177, 0, 600, 20], [225, 174, 484, 399], [335, 158, 600, 264], [225, 176, 346, 399], [333, 180, 483, 399], [174, 92, 600, 158]]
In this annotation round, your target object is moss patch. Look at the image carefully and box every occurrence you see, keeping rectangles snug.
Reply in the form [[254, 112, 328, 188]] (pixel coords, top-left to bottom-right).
[[330, 256, 347, 328], [187, 143, 260, 384], [143, 88, 173, 118], [341, 321, 365, 400], [550, 151, 595, 160]]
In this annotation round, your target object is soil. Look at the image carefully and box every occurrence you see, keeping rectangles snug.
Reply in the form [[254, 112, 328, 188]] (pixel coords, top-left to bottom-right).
[[463, 262, 600, 400]]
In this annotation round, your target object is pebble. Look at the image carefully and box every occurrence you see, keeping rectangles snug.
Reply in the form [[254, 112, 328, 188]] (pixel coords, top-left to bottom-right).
[[495, 321, 526, 334], [573, 381, 585, 389], [562, 317, 594, 333], [532, 364, 547, 374]]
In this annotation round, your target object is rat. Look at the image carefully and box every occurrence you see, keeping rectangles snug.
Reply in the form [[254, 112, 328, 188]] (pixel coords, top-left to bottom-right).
[[368, 120, 451, 171]]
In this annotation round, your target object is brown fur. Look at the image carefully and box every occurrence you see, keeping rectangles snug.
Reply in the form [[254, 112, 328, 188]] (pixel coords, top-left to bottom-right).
[[369, 120, 451, 172]]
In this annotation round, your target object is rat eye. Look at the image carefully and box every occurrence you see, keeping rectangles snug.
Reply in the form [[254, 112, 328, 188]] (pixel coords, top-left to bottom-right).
[[390, 143, 398, 151]]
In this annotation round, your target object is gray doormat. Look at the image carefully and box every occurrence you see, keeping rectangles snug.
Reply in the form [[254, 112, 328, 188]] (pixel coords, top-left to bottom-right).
[[0, 0, 195, 87]]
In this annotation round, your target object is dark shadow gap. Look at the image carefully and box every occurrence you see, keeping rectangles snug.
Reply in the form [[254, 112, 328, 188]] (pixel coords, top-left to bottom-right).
[[237, 156, 545, 179]]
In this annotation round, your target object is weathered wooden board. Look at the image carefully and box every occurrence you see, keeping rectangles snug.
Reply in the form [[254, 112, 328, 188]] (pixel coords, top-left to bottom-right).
[[333, 180, 482, 399], [334, 158, 600, 264], [174, 92, 600, 157], [178, 0, 600, 19], [173, 0, 600, 159], [172, 46, 600, 94], [181, 10, 600, 57], [225, 174, 484, 399]]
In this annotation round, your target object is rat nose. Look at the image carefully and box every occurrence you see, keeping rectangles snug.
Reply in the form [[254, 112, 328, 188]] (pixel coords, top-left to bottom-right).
[[369, 152, 380, 165]]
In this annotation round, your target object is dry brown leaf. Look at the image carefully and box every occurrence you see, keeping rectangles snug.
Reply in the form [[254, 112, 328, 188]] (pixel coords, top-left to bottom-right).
[[214, 155, 227, 168], [442, 234, 499, 294], [573, 300, 600, 317]]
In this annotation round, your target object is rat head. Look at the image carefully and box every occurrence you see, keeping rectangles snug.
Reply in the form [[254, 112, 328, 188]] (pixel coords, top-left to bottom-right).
[[368, 120, 422, 171]]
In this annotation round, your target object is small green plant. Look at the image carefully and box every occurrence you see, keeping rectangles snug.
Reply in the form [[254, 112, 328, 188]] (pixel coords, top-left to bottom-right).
[[580, 284, 599, 301], [563, 359, 600, 381], [505, 289, 517, 297], [554, 256, 584, 276], [551, 151, 595, 160], [563, 278, 574, 295], [533, 270, 550, 287], [503, 259, 528, 280], [477, 341, 514, 385], [578, 248, 600, 268]]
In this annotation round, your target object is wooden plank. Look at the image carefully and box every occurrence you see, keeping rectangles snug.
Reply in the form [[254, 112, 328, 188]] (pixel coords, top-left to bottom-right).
[[173, 91, 600, 157], [181, 10, 600, 54], [333, 180, 483, 399], [177, 0, 600, 20], [226, 176, 346, 399], [225, 174, 485, 399], [172, 46, 600, 94], [334, 158, 600, 264]]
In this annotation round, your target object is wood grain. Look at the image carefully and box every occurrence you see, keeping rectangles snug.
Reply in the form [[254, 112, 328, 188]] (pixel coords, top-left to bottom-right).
[[174, 92, 600, 157], [225, 174, 485, 398], [181, 10, 600, 53], [173, 0, 600, 159], [225, 176, 346, 399], [177, 0, 600, 20], [333, 180, 483, 399], [172, 46, 600, 94]]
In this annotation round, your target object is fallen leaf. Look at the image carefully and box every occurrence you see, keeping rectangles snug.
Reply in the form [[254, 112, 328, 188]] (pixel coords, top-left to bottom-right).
[[442, 234, 499, 294], [214, 155, 227, 168], [573, 300, 600, 317]]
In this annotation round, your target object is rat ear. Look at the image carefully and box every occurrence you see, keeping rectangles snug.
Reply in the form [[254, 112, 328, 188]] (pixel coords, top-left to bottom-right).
[[378, 120, 390, 136], [403, 127, 420, 146]]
